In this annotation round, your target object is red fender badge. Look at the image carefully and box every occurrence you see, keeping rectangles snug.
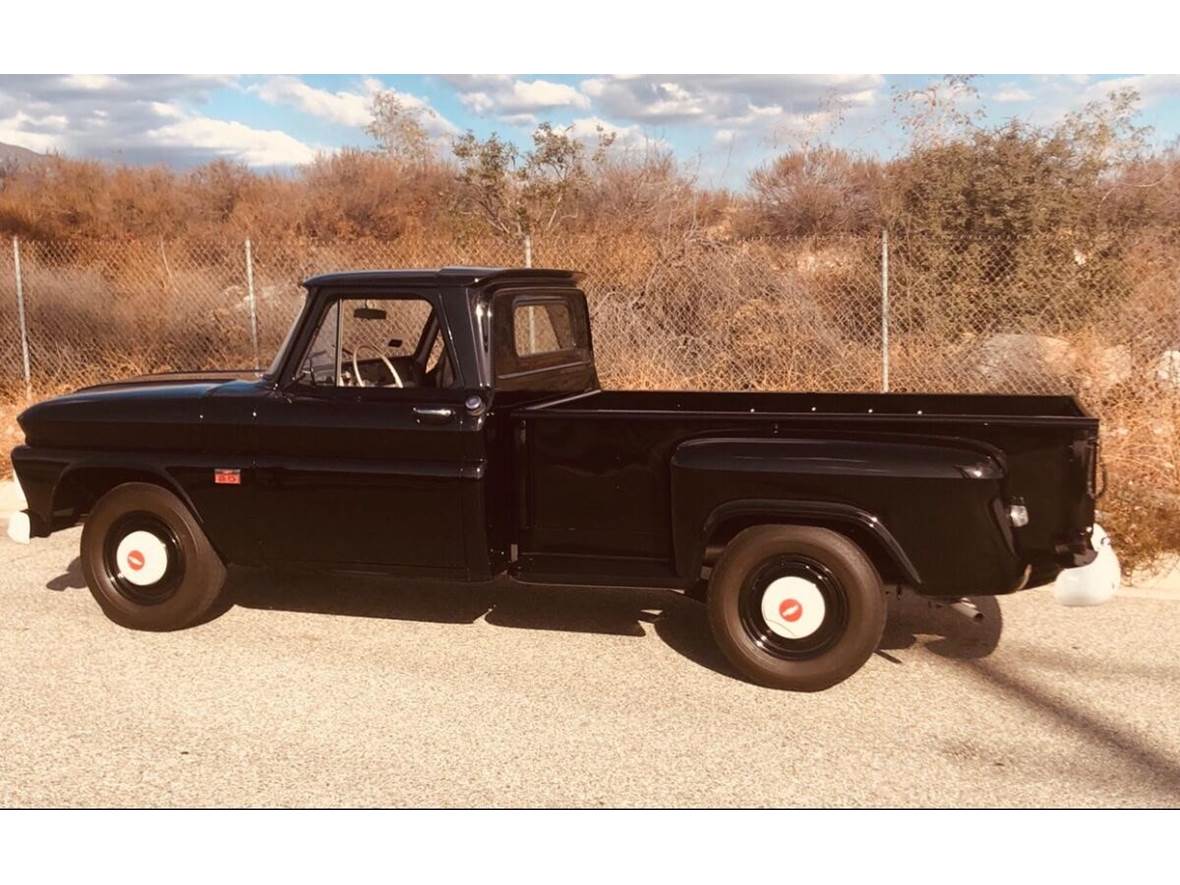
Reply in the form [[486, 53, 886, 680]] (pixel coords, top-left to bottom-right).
[[214, 469, 241, 485]]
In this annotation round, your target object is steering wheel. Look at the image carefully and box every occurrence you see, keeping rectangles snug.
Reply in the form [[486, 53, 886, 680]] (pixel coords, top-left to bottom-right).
[[351, 343, 403, 388]]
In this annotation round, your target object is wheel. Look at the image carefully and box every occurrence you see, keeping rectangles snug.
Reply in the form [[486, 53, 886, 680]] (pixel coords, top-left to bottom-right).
[[707, 525, 885, 691], [80, 482, 227, 631]]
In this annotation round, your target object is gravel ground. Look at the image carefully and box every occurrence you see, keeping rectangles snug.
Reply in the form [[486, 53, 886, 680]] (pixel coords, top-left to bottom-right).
[[2, 526, 1178, 808]]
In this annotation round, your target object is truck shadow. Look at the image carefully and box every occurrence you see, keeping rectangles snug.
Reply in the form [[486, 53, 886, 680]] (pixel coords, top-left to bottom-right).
[[46, 556, 87, 591], [45, 559, 1004, 681], [219, 567, 1004, 681], [880, 591, 1003, 662]]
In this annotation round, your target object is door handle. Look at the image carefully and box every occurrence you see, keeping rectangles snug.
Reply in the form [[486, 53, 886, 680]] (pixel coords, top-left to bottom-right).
[[413, 406, 456, 424]]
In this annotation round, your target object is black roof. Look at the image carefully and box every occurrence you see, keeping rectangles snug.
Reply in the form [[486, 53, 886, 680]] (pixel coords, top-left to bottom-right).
[[302, 266, 581, 289]]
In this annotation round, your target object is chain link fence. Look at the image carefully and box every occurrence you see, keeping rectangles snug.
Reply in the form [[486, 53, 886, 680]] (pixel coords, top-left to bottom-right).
[[2, 230, 1179, 566], [3, 231, 1177, 399]]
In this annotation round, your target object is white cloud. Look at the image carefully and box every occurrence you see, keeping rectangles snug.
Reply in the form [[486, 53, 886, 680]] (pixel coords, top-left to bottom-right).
[[443, 75, 590, 120], [0, 114, 62, 152], [576, 75, 885, 159], [253, 75, 373, 127], [59, 74, 121, 92], [4, 75, 233, 104], [253, 76, 459, 139], [149, 101, 185, 119], [1079, 74, 1180, 106], [508, 79, 589, 111], [578, 75, 883, 128], [993, 86, 1034, 103], [380, 90, 461, 139], [145, 117, 318, 166], [566, 116, 667, 151], [995, 74, 1180, 129], [500, 113, 539, 127], [0, 74, 320, 167]]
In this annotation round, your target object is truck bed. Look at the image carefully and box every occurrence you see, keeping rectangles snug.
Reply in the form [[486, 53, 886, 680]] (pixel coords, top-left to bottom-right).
[[513, 389, 1098, 593], [526, 389, 1092, 421]]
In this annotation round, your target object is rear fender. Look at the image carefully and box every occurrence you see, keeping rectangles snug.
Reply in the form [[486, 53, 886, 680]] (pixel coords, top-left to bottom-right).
[[671, 436, 1013, 593], [691, 498, 921, 588]]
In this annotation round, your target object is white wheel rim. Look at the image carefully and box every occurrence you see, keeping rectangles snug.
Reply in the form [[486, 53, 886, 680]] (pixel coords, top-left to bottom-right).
[[760, 576, 827, 639], [114, 530, 171, 587]]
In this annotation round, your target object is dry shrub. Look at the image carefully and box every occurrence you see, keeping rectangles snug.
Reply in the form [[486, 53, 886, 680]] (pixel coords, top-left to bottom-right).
[[0, 393, 24, 479], [599, 349, 701, 391], [1, 375, 83, 478], [1097, 396, 1180, 571], [739, 147, 884, 238]]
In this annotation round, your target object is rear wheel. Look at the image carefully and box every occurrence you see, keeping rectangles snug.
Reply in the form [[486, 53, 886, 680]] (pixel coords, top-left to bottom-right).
[[707, 525, 885, 691], [81, 482, 227, 630]]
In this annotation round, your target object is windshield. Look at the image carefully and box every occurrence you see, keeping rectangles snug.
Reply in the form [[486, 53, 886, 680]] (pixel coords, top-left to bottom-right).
[[263, 291, 309, 379]]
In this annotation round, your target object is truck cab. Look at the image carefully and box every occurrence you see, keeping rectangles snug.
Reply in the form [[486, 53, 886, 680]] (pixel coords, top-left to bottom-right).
[[249, 267, 598, 580]]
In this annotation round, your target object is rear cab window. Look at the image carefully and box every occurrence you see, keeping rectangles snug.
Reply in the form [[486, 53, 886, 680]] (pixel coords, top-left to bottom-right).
[[494, 290, 592, 382]]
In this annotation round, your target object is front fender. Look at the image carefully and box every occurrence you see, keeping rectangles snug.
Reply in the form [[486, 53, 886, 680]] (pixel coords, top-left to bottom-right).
[[9, 445, 68, 537], [12, 445, 198, 537]]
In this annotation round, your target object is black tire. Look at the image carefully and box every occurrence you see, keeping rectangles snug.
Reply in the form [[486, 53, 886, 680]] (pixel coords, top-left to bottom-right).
[[80, 482, 227, 631], [707, 525, 885, 691]]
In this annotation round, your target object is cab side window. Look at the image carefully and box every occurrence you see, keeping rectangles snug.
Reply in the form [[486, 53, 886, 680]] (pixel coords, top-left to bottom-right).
[[294, 295, 457, 389]]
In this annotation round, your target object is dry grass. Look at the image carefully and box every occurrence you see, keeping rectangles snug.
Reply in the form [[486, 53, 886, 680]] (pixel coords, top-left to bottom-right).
[[0, 396, 24, 479], [1097, 397, 1180, 570]]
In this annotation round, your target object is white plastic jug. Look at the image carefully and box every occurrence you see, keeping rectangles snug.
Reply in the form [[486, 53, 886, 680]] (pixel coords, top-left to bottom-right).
[[1052, 524, 1119, 606]]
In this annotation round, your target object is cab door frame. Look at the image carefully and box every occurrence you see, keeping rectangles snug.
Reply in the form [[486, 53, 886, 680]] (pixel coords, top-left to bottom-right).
[[254, 285, 477, 575]]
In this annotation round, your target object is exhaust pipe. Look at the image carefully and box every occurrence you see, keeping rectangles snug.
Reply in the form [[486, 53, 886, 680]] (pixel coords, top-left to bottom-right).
[[945, 597, 983, 622]]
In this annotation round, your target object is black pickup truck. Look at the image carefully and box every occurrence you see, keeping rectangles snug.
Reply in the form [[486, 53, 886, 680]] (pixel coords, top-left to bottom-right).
[[9, 267, 1100, 690]]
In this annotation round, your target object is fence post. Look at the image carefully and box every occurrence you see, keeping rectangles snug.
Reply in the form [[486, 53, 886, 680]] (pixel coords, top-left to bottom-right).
[[880, 227, 890, 393], [12, 236, 32, 402], [244, 237, 259, 369], [522, 233, 536, 350]]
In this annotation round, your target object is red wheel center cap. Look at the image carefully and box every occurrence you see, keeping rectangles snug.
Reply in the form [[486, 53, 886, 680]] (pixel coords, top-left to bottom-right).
[[127, 550, 145, 571], [779, 598, 803, 622]]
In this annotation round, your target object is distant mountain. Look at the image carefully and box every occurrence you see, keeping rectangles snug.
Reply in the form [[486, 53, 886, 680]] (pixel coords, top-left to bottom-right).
[[0, 142, 45, 165]]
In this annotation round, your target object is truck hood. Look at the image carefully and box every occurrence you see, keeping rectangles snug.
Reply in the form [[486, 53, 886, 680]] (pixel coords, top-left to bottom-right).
[[77, 368, 263, 394], [17, 371, 267, 450]]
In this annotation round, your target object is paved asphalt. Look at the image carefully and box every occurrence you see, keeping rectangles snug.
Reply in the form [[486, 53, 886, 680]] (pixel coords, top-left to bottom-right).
[[2, 526, 1178, 808]]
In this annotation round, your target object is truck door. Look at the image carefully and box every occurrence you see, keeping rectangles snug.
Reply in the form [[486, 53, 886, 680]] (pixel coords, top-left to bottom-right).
[[253, 291, 472, 574]]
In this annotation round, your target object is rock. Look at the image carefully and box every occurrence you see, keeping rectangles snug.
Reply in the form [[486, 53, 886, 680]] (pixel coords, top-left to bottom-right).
[[1156, 350, 1180, 391], [1077, 344, 1133, 397], [1096, 345, 1133, 388], [972, 334, 1077, 389]]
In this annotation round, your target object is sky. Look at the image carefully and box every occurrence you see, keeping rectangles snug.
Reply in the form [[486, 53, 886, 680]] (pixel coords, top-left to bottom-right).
[[2, 74, 1180, 189]]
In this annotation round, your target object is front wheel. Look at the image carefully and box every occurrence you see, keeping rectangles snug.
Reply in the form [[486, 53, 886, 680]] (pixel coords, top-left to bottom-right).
[[81, 482, 227, 630], [707, 525, 885, 691]]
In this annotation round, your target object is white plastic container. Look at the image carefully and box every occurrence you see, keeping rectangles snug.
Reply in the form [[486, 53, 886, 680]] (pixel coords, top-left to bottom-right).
[[6, 510, 30, 544], [1053, 524, 1119, 606]]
